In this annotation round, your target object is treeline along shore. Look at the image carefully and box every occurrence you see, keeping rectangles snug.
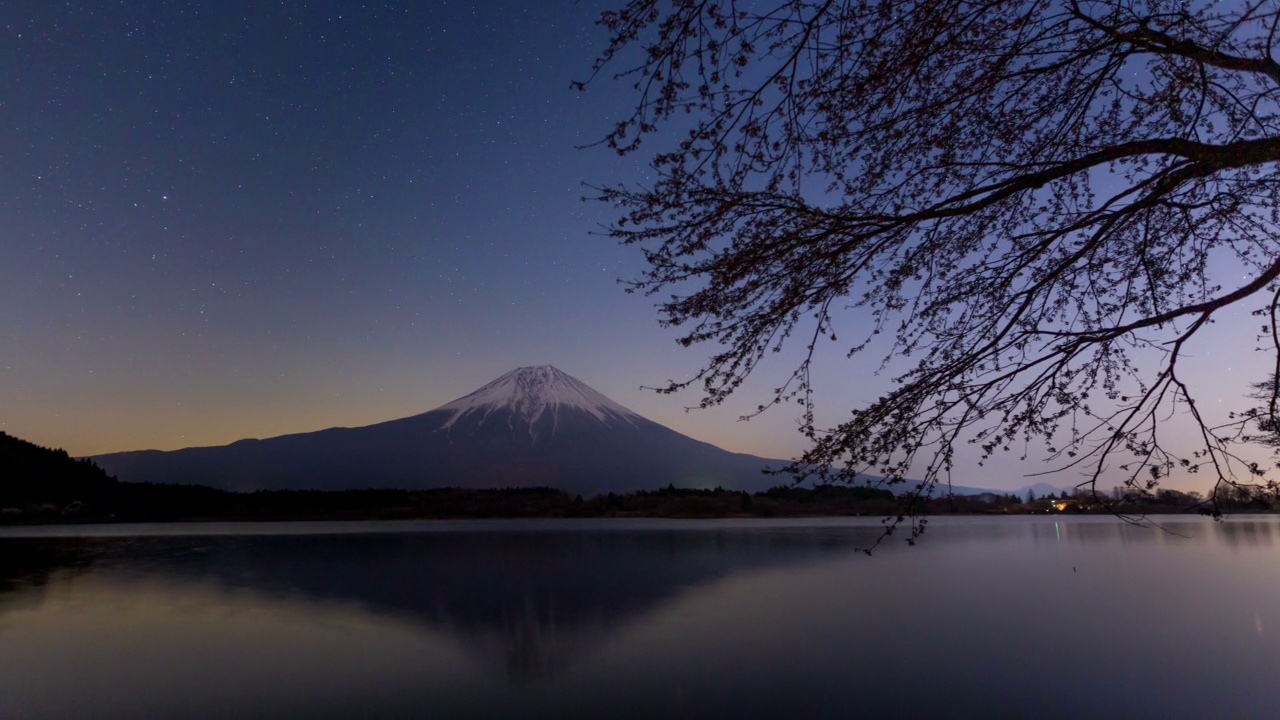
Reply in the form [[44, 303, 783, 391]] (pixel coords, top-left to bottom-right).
[[1, 432, 1268, 524]]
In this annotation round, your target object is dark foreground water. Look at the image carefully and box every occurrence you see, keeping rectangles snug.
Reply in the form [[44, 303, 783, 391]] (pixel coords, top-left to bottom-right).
[[2, 516, 1279, 719]]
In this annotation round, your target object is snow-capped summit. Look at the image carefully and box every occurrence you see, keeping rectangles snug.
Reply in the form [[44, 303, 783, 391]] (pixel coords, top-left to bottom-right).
[[92, 366, 784, 496], [437, 365, 639, 431]]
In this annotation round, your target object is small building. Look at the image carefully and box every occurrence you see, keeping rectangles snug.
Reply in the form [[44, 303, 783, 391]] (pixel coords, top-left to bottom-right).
[[1049, 498, 1080, 512]]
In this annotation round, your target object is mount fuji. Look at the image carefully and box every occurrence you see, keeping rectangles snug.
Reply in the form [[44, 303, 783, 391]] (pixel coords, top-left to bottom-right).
[[91, 366, 789, 496]]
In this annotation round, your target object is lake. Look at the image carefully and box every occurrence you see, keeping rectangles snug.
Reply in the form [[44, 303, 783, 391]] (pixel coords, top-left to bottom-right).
[[1, 516, 1278, 718]]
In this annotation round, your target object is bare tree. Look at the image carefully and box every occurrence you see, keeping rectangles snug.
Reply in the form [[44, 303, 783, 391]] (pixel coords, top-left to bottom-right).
[[581, 0, 1280, 532]]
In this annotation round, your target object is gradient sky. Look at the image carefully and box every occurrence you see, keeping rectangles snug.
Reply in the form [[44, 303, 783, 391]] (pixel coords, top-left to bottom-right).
[[3, 1, 1271, 491]]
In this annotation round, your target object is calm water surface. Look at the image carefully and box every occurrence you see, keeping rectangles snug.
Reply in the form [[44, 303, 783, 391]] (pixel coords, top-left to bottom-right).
[[1, 516, 1278, 719]]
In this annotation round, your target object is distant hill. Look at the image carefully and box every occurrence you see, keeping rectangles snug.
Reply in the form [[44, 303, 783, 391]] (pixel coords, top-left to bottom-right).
[[925, 481, 1069, 498], [1014, 481, 1072, 499], [93, 366, 795, 496], [0, 431, 119, 508]]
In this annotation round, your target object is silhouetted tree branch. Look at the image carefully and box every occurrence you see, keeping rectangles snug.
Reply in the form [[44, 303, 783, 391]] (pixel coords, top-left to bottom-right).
[[585, 0, 1280, 538]]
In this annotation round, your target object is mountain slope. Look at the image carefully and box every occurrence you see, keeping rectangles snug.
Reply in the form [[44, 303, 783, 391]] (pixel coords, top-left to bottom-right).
[[91, 366, 789, 496], [0, 431, 119, 507]]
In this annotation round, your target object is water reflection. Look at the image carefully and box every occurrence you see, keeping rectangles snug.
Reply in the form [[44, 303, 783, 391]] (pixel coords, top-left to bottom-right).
[[2, 517, 1280, 719], [0, 523, 877, 685]]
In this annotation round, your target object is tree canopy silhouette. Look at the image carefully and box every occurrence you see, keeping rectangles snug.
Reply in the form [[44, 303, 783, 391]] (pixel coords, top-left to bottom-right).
[[0, 431, 118, 508], [583, 0, 1280, 517]]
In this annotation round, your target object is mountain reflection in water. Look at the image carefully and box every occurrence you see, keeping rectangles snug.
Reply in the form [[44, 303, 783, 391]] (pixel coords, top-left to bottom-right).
[[0, 522, 871, 685], [2, 517, 1280, 719]]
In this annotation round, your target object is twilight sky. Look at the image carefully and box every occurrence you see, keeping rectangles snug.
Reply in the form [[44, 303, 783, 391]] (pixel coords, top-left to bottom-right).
[[1, 0, 807, 459], [2, 1, 1271, 490]]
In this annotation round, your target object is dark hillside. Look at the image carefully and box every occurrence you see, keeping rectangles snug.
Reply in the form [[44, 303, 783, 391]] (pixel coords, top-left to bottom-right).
[[0, 431, 119, 508]]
